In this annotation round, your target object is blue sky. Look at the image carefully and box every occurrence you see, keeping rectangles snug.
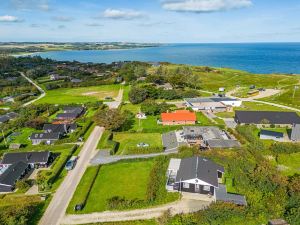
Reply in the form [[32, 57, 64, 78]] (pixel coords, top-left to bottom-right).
[[0, 0, 300, 42]]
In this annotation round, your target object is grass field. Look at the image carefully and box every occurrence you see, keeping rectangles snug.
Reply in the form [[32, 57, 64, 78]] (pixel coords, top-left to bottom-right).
[[148, 64, 299, 92], [263, 87, 300, 109], [79, 160, 155, 213], [113, 132, 163, 155], [277, 152, 300, 176], [67, 166, 100, 213], [5, 128, 35, 146], [36, 85, 120, 104], [215, 101, 293, 118]]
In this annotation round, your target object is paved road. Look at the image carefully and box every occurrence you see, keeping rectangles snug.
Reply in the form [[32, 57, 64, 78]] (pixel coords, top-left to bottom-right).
[[104, 88, 124, 109], [20, 72, 46, 107], [39, 126, 105, 225], [61, 198, 211, 225]]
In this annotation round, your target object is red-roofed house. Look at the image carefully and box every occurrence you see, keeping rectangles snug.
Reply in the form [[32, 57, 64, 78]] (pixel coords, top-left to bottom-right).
[[161, 110, 196, 126]]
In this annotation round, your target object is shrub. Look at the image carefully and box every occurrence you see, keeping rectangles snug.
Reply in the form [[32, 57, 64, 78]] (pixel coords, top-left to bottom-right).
[[106, 196, 144, 210], [15, 180, 30, 192], [146, 156, 179, 203], [270, 142, 300, 155], [76, 166, 101, 208], [37, 145, 78, 191]]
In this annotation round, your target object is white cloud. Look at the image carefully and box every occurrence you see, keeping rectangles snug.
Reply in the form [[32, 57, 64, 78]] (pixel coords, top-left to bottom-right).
[[0, 15, 23, 22], [162, 0, 252, 13], [52, 16, 74, 22], [86, 23, 103, 27], [10, 0, 50, 11], [103, 8, 145, 20]]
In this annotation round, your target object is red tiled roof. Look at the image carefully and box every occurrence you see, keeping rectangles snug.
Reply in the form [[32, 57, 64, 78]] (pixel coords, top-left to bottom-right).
[[161, 110, 196, 122]]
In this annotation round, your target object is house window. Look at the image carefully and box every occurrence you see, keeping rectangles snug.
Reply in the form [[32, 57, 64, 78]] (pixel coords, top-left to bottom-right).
[[203, 185, 211, 191], [183, 183, 190, 189]]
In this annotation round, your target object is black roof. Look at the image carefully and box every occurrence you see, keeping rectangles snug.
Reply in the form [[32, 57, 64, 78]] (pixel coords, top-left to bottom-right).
[[175, 157, 224, 187], [1, 151, 50, 165], [63, 106, 84, 114], [0, 161, 28, 186], [0, 115, 10, 123], [30, 132, 60, 140], [56, 113, 79, 119], [260, 129, 284, 138], [43, 124, 76, 133], [235, 111, 300, 124]]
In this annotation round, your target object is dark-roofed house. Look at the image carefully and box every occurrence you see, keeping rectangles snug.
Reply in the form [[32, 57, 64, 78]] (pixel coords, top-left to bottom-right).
[[0, 161, 29, 192], [291, 124, 300, 141], [0, 112, 18, 124], [235, 111, 300, 127], [56, 106, 85, 120], [30, 132, 61, 145], [166, 157, 246, 205], [43, 123, 77, 135], [1, 151, 51, 168], [260, 130, 284, 142]]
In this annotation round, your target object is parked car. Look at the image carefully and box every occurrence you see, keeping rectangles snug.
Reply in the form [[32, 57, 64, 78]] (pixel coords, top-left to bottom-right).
[[65, 156, 78, 171], [137, 143, 149, 148]]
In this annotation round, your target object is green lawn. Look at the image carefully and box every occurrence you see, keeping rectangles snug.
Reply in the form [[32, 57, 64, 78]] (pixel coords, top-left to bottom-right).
[[277, 152, 300, 176], [215, 102, 293, 119], [123, 85, 131, 102], [263, 87, 300, 109], [3, 128, 36, 147], [67, 166, 100, 213], [113, 132, 163, 155], [78, 160, 155, 213], [121, 103, 141, 114], [36, 85, 120, 104], [196, 112, 215, 126]]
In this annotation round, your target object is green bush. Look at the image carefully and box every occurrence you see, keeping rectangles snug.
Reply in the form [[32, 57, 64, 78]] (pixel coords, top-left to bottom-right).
[[107, 196, 145, 210], [146, 156, 179, 203], [270, 142, 300, 155], [37, 145, 78, 191], [77, 166, 101, 207]]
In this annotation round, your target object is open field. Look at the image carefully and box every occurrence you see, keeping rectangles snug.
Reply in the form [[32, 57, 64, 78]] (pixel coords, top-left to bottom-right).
[[36, 85, 120, 104], [113, 132, 163, 155], [195, 68, 299, 92], [262, 87, 300, 109], [148, 64, 300, 92], [215, 101, 295, 118], [75, 160, 154, 213], [277, 152, 300, 176]]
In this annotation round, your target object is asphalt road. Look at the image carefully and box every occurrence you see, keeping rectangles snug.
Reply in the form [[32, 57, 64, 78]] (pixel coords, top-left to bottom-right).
[[20, 72, 46, 107], [39, 126, 105, 225]]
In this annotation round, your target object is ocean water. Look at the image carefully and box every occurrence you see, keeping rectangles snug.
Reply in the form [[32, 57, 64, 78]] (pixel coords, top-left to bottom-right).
[[33, 43, 300, 74]]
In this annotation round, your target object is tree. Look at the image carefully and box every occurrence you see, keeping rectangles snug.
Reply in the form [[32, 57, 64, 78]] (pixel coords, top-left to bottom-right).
[[128, 87, 148, 104], [141, 100, 171, 116], [93, 109, 127, 131], [15, 180, 30, 191], [25, 117, 47, 130]]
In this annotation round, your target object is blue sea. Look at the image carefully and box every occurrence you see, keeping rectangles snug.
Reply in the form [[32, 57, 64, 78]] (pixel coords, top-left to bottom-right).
[[33, 43, 300, 74]]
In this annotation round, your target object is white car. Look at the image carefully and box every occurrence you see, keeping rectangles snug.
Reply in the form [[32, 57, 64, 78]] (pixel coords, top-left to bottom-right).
[[137, 143, 149, 148]]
